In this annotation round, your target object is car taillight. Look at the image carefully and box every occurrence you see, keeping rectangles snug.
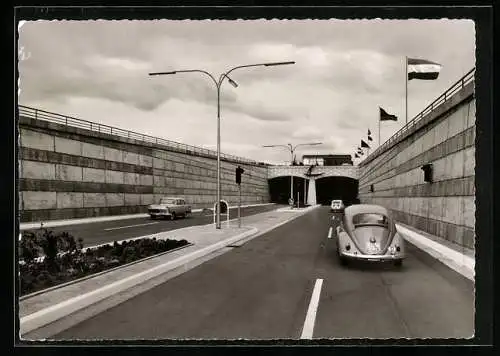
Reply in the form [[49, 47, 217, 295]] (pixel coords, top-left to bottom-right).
[[396, 245, 400, 252], [345, 244, 351, 251]]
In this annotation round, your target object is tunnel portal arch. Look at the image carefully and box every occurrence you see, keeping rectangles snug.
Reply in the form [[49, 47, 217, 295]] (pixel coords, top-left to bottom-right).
[[315, 176, 359, 206]]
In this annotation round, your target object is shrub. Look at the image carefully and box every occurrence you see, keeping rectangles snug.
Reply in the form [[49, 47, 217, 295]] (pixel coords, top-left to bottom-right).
[[19, 232, 190, 296], [19, 232, 39, 264]]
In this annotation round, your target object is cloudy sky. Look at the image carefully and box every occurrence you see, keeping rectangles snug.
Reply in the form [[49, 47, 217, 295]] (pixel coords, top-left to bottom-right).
[[18, 19, 475, 164]]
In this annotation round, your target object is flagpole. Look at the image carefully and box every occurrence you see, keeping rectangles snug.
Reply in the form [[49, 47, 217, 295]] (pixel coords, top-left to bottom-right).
[[405, 55, 408, 124], [378, 111, 381, 148]]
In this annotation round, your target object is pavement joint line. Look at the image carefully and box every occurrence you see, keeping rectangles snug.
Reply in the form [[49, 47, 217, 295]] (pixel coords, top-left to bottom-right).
[[20, 227, 258, 335], [396, 223, 475, 281], [327, 227, 333, 239], [19, 203, 276, 230], [300, 278, 323, 340], [103, 222, 159, 231]]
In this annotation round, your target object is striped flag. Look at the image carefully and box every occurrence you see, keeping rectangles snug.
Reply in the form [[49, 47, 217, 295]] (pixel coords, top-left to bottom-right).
[[407, 58, 442, 80]]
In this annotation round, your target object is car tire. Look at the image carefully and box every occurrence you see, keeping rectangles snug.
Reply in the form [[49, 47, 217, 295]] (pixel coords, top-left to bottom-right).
[[171, 212, 176, 220], [150, 215, 156, 220], [337, 247, 348, 266], [339, 255, 348, 266], [394, 260, 403, 267]]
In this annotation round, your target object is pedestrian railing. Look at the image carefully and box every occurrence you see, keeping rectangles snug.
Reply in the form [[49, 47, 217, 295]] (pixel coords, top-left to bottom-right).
[[362, 67, 475, 165], [18, 105, 266, 166]]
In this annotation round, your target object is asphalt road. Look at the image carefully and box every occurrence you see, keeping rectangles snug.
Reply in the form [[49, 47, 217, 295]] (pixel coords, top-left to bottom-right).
[[53, 206, 474, 340], [24, 204, 283, 247]]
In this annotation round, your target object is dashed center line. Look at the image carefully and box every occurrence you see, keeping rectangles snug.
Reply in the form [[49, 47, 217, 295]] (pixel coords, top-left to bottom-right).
[[104, 222, 159, 231], [327, 227, 333, 239], [300, 278, 324, 339]]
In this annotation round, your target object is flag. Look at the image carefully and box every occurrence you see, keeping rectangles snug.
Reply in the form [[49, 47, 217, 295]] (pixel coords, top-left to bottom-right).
[[361, 139, 370, 149], [367, 129, 373, 141], [380, 107, 398, 121], [407, 58, 442, 80]]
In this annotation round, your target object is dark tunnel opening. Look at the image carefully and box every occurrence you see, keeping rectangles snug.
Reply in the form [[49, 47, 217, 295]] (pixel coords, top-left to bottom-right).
[[268, 176, 309, 206], [315, 176, 359, 206], [268, 176, 359, 206]]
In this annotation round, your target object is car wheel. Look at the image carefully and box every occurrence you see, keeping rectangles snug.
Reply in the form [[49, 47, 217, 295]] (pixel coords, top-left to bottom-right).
[[150, 215, 156, 220], [171, 212, 176, 220], [394, 260, 403, 267], [337, 247, 348, 266], [339, 255, 348, 266]]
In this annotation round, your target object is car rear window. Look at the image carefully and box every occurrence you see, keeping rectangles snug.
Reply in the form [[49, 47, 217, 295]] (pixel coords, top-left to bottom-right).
[[160, 198, 176, 204], [352, 213, 388, 227]]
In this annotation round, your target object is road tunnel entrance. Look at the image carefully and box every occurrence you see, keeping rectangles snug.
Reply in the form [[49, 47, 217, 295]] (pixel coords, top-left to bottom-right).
[[315, 176, 359, 206], [268, 176, 309, 206]]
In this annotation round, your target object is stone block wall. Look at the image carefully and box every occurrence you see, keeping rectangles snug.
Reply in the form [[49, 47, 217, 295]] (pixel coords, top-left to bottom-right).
[[18, 117, 270, 222], [358, 81, 475, 251]]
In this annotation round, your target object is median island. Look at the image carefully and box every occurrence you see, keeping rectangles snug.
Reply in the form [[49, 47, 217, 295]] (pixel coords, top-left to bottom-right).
[[19, 229, 189, 297]]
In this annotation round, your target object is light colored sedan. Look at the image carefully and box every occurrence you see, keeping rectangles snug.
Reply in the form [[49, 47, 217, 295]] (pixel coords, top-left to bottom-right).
[[335, 204, 405, 267], [330, 199, 345, 213]]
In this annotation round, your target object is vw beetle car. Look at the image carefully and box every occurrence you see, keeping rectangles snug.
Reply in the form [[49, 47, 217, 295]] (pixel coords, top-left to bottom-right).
[[335, 204, 405, 266]]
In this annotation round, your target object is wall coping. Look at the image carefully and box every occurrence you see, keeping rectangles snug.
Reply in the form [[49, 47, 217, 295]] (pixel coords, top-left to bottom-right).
[[18, 116, 270, 169]]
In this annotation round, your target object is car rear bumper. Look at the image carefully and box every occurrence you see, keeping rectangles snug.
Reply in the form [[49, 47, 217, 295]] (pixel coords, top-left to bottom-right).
[[340, 251, 405, 262]]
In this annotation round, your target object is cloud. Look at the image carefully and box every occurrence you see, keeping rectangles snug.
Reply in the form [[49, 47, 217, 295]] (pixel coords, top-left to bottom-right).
[[18, 19, 475, 162], [292, 126, 322, 140]]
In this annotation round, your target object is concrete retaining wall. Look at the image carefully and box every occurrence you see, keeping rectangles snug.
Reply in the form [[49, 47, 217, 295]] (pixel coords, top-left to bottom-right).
[[18, 117, 270, 222], [358, 81, 475, 251]]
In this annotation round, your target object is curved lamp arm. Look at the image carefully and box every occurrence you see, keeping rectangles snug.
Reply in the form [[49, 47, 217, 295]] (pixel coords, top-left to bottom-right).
[[149, 69, 218, 88], [219, 61, 296, 86]]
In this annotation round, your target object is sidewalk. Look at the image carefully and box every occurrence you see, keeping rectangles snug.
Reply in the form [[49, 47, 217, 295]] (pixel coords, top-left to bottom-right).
[[396, 222, 475, 281], [19, 204, 321, 338]]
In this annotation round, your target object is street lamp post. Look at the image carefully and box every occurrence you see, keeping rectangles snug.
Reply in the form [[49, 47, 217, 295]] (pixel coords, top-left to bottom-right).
[[263, 142, 322, 207], [149, 61, 295, 229]]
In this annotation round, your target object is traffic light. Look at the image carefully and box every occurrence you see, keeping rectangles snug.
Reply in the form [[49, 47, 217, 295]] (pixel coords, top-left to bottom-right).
[[236, 166, 244, 184]]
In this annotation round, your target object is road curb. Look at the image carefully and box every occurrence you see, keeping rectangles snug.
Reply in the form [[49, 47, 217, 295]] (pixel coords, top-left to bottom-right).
[[20, 227, 258, 336], [396, 223, 475, 281]]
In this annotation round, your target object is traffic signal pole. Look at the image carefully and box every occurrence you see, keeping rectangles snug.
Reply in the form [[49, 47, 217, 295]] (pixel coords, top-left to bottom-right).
[[238, 182, 241, 228], [236, 166, 244, 228]]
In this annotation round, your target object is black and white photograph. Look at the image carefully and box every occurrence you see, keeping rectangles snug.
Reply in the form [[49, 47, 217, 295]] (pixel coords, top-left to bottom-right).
[[15, 8, 484, 343]]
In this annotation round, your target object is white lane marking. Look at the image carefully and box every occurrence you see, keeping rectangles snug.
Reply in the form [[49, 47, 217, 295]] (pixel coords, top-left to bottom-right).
[[300, 278, 324, 339], [327, 227, 333, 239], [104, 222, 159, 231]]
